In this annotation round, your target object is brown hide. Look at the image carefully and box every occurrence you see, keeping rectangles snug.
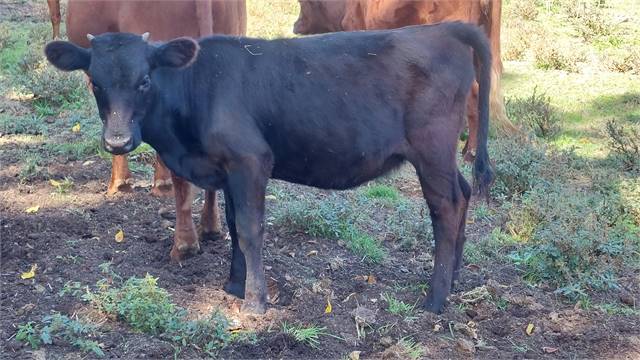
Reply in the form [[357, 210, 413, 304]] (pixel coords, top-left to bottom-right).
[[65, 0, 246, 47]]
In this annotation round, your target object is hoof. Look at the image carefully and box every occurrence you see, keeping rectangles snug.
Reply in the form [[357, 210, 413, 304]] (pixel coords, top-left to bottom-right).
[[422, 293, 446, 314], [169, 241, 200, 262], [241, 300, 267, 314], [223, 280, 245, 299], [151, 179, 173, 197], [107, 178, 133, 195], [463, 151, 475, 163], [199, 228, 225, 242]]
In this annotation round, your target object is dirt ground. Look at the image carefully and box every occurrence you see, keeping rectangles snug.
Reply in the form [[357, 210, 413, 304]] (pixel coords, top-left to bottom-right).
[[1, 1, 639, 359], [1, 139, 639, 359]]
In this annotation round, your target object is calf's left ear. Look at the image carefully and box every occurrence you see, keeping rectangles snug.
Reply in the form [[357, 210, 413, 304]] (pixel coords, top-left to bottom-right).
[[151, 37, 200, 69], [45, 41, 90, 71]]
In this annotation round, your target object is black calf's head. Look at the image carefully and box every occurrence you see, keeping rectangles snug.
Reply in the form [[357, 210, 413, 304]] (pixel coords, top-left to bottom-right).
[[45, 33, 199, 154]]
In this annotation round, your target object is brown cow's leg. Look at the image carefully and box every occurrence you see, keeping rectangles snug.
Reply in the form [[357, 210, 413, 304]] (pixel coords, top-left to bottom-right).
[[451, 170, 472, 289], [462, 82, 480, 163], [199, 190, 223, 240], [169, 175, 200, 262], [47, 0, 61, 39], [151, 154, 174, 197], [107, 155, 133, 195]]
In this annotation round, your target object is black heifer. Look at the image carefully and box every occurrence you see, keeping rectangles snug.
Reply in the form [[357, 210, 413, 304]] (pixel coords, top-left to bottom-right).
[[44, 22, 494, 314]]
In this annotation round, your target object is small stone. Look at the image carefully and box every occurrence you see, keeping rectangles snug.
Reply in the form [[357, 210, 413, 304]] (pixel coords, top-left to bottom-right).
[[161, 220, 173, 229], [158, 207, 175, 220], [620, 293, 636, 307], [351, 306, 377, 326], [465, 308, 478, 319], [348, 351, 361, 360], [329, 257, 345, 271], [433, 324, 442, 332], [16, 303, 36, 316], [456, 338, 476, 354], [380, 336, 394, 347]]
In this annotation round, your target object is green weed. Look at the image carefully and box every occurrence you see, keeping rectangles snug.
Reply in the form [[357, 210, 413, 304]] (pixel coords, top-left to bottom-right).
[[397, 337, 426, 360], [16, 314, 104, 357], [363, 184, 400, 202], [381, 292, 416, 318], [281, 322, 329, 348]]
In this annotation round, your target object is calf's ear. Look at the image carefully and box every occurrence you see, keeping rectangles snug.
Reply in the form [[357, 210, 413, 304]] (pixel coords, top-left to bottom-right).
[[44, 41, 90, 71], [151, 37, 200, 68]]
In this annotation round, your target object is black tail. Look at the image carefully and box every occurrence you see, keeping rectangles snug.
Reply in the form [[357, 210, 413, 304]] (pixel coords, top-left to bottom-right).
[[447, 22, 494, 199]]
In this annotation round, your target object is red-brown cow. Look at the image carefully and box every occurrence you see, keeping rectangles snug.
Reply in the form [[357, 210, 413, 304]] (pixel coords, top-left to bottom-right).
[[46, 0, 247, 258], [294, 0, 516, 161]]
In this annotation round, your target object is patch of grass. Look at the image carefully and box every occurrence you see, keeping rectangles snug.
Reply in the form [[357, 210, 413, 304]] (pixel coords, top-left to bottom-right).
[[596, 302, 640, 316], [396, 337, 426, 360], [272, 194, 387, 262], [16, 313, 104, 357], [18, 154, 42, 183], [0, 114, 47, 135], [381, 292, 416, 318], [363, 184, 400, 202], [49, 177, 74, 195], [281, 322, 329, 349], [44, 138, 101, 161], [62, 269, 230, 357]]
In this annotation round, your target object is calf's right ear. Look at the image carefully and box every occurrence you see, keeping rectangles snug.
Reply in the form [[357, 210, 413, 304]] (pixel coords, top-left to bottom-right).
[[150, 37, 200, 69], [44, 41, 90, 71]]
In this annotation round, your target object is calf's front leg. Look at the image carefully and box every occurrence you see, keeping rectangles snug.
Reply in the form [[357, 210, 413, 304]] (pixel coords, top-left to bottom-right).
[[224, 165, 268, 314]]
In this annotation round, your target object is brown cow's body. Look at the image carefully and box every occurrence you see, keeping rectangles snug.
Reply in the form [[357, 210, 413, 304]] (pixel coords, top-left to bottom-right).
[[47, 0, 246, 256], [295, 0, 515, 161]]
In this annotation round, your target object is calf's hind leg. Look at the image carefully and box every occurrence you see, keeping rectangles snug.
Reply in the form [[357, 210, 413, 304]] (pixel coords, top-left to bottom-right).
[[409, 115, 468, 313], [452, 171, 472, 288]]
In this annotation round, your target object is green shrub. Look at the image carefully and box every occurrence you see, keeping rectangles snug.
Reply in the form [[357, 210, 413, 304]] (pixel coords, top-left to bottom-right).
[[604, 119, 639, 170], [488, 138, 547, 198], [505, 181, 639, 298], [17, 314, 104, 357], [532, 40, 583, 72], [75, 271, 231, 357], [506, 88, 560, 138], [602, 46, 640, 74]]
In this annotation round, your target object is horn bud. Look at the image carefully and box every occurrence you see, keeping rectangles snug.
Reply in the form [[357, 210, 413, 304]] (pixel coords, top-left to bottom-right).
[[87, 33, 95, 41], [141, 32, 150, 41]]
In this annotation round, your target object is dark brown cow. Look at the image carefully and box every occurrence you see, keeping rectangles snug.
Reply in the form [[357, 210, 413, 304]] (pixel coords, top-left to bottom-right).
[[294, 0, 516, 161], [47, 0, 247, 256]]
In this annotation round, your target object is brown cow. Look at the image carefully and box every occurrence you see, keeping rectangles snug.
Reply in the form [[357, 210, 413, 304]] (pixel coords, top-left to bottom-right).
[[47, 0, 247, 257], [294, 0, 516, 161]]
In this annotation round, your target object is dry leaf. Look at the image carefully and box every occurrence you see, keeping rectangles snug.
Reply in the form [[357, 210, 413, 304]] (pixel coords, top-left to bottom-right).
[[306, 250, 318, 257], [542, 346, 559, 353], [25, 205, 40, 214], [20, 264, 38, 279], [526, 323, 535, 336], [348, 351, 361, 360], [325, 297, 332, 314], [115, 229, 125, 243], [71, 122, 81, 133], [466, 218, 475, 224], [367, 275, 377, 284], [49, 179, 61, 187], [265, 194, 277, 200]]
